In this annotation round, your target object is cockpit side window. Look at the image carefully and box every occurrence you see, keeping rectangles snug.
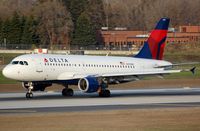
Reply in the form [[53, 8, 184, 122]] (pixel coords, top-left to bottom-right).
[[24, 61, 28, 65], [19, 61, 24, 65], [11, 60, 28, 65], [11, 61, 19, 65]]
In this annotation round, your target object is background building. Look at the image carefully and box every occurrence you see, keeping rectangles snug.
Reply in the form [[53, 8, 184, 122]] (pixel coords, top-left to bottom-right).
[[97, 26, 200, 50]]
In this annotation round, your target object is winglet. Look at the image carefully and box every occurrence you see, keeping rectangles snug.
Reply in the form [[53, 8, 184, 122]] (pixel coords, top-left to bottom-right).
[[190, 67, 196, 75]]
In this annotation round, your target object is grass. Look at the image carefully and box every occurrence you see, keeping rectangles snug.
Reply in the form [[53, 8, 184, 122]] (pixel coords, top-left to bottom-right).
[[164, 71, 200, 79], [0, 71, 18, 84], [0, 108, 200, 131], [0, 53, 22, 64]]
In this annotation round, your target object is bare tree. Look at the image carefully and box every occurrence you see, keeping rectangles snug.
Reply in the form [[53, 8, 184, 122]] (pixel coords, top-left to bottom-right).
[[103, 0, 200, 30], [32, 0, 73, 49], [0, 0, 36, 18]]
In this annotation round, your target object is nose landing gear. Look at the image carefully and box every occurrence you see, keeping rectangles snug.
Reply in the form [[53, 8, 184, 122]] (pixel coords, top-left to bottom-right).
[[26, 92, 33, 98], [25, 82, 34, 99]]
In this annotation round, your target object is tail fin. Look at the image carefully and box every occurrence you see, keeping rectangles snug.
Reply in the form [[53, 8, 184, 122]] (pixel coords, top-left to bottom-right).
[[134, 18, 170, 60]]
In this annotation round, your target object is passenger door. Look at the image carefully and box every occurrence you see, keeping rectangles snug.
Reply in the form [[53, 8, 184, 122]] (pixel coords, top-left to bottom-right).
[[36, 60, 43, 73]]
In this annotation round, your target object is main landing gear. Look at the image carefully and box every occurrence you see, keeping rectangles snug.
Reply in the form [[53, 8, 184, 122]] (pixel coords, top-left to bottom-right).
[[98, 78, 111, 97], [99, 89, 110, 97], [62, 85, 74, 97]]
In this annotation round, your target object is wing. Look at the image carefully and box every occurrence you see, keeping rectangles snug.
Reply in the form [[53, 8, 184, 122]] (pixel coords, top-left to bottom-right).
[[57, 69, 181, 80], [57, 72, 99, 80], [154, 62, 199, 68], [101, 69, 181, 77]]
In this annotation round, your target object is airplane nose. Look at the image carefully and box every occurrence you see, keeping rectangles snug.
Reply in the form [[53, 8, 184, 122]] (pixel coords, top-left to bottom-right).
[[2, 66, 12, 79]]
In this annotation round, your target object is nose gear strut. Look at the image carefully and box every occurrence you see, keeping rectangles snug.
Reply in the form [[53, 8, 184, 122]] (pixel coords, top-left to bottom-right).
[[26, 82, 34, 98]]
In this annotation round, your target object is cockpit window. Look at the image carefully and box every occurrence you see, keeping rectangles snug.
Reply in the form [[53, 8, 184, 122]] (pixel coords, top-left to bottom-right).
[[24, 61, 28, 65], [11, 61, 28, 65], [11, 61, 19, 65], [19, 61, 24, 65]]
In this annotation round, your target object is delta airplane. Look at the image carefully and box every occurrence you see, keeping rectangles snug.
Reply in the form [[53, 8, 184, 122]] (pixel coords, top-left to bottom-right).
[[2, 18, 194, 98]]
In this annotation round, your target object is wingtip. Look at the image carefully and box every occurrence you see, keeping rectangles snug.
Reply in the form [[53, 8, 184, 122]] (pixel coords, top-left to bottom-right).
[[190, 67, 196, 75]]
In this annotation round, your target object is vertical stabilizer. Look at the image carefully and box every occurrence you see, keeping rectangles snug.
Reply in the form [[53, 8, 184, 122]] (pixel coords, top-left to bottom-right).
[[134, 18, 170, 60]]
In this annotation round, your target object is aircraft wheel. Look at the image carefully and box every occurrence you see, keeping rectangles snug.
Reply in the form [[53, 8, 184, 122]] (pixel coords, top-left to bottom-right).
[[26, 92, 33, 98], [62, 88, 74, 97], [99, 90, 110, 97]]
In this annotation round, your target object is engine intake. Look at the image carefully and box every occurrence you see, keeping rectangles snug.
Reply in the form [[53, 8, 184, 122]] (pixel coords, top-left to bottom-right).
[[78, 77, 99, 93]]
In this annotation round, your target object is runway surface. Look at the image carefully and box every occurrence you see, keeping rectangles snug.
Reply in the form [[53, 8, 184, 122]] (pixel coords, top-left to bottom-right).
[[0, 87, 200, 113]]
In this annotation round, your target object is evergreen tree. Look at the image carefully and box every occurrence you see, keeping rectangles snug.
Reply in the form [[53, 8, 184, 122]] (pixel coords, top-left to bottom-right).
[[31, 16, 40, 45], [69, 0, 89, 25], [9, 12, 22, 45], [2, 19, 11, 45], [20, 15, 26, 38], [0, 18, 3, 44], [73, 12, 96, 45], [21, 16, 39, 46], [62, 0, 105, 45]]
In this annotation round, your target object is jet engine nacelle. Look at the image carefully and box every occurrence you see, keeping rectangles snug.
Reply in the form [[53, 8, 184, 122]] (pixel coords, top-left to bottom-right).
[[78, 77, 99, 93], [22, 82, 52, 91]]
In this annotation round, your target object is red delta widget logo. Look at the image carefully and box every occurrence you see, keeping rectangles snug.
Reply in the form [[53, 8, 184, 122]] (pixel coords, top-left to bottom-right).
[[44, 58, 68, 63]]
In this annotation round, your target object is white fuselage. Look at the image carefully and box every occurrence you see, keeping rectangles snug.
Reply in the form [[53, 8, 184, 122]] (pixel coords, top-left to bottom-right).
[[3, 54, 172, 82]]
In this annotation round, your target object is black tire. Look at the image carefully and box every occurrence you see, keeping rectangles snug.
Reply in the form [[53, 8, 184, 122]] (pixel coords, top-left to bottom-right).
[[99, 91, 103, 97], [26, 93, 29, 98], [62, 89, 67, 96], [26, 92, 33, 98], [99, 90, 110, 97], [62, 88, 74, 97], [104, 90, 110, 97], [67, 89, 74, 96]]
